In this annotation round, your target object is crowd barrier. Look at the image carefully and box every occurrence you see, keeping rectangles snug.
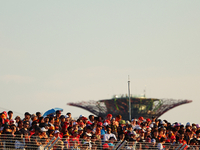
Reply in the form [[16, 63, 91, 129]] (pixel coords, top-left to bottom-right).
[[0, 134, 198, 150]]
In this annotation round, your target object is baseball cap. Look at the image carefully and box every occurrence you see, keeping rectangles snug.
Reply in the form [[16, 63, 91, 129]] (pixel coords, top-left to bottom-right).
[[160, 121, 165, 125], [103, 122, 108, 126], [146, 118, 151, 122], [139, 116, 144, 121], [54, 130, 60, 134], [107, 114, 112, 118], [186, 122, 191, 126], [108, 143, 114, 147], [82, 117, 88, 120], [175, 123, 180, 127], [131, 119, 136, 122], [192, 126, 197, 129], [41, 127, 47, 132], [79, 115, 84, 118], [103, 143, 109, 149], [87, 121, 93, 125], [119, 120, 126, 125]]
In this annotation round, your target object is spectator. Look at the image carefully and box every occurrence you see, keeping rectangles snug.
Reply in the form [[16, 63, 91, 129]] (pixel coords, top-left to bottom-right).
[[49, 117, 55, 127], [36, 112, 42, 119], [66, 112, 73, 122], [2, 110, 200, 149], [20, 121, 30, 136], [30, 127, 41, 150], [23, 112, 31, 123], [157, 137, 166, 150], [178, 133, 187, 144], [103, 126, 117, 142], [8, 111, 13, 120], [44, 116, 49, 125], [56, 110, 62, 120], [88, 115, 95, 124]]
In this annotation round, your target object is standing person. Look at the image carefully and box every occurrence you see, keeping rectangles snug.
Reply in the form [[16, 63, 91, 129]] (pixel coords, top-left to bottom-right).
[[66, 112, 73, 122], [30, 127, 41, 150], [23, 112, 31, 124], [49, 117, 55, 127], [131, 119, 137, 129], [60, 115, 66, 127], [101, 123, 108, 139], [30, 114, 38, 126], [178, 133, 187, 144], [20, 121, 30, 136], [152, 129, 160, 143], [15, 116, 21, 127], [170, 135, 176, 146], [16, 120, 23, 134], [56, 110, 62, 120], [110, 118, 117, 137], [157, 137, 166, 150], [103, 126, 117, 142], [115, 115, 122, 127], [88, 115, 95, 124], [38, 117, 45, 128], [36, 112, 42, 119], [8, 111, 13, 120], [104, 114, 112, 125], [20, 121, 31, 148], [44, 117, 49, 125]]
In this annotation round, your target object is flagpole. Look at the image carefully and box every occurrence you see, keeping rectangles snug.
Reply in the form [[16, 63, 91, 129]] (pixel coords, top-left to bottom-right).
[[128, 76, 131, 120]]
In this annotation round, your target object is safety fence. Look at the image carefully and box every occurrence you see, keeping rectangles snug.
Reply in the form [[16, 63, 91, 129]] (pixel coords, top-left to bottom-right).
[[0, 134, 198, 150]]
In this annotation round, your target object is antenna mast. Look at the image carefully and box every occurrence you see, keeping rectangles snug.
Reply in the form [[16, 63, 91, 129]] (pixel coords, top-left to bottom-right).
[[128, 76, 131, 120]]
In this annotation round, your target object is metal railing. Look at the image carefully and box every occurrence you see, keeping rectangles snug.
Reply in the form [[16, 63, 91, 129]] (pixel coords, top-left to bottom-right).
[[0, 134, 199, 150]]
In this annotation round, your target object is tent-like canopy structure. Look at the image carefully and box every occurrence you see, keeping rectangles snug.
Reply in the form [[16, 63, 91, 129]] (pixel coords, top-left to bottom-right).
[[67, 96, 192, 120]]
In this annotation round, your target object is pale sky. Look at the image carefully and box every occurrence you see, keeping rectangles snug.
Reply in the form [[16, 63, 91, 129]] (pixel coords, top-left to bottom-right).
[[0, 1, 200, 125]]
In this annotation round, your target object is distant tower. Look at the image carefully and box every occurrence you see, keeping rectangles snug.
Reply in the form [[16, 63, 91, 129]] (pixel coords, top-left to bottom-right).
[[144, 85, 146, 98]]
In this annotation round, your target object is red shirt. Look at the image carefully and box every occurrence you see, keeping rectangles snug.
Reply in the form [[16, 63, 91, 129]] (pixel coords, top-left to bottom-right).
[[178, 139, 187, 144]]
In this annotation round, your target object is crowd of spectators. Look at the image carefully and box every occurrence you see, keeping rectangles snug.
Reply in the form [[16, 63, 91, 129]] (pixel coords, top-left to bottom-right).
[[0, 110, 199, 150]]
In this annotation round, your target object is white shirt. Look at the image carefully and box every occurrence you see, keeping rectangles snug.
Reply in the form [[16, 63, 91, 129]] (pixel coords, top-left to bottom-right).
[[157, 143, 164, 150], [103, 133, 117, 141]]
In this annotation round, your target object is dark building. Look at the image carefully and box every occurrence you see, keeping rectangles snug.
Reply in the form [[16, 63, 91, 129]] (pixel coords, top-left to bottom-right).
[[67, 96, 192, 120]]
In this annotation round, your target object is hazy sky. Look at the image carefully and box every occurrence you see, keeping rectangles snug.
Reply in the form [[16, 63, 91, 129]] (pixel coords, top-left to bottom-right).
[[0, 1, 200, 124]]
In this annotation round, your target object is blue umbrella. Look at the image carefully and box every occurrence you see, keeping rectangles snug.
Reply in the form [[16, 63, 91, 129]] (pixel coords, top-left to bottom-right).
[[43, 108, 63, 117]]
